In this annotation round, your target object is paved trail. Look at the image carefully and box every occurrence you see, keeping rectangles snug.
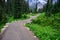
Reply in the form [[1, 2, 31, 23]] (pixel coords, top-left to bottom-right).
[[1, 14, 39, 40]]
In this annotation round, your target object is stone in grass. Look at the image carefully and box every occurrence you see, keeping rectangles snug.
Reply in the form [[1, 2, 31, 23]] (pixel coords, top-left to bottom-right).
[[6, 23, 10, 25], [1, 28, 6, 33], [24, 23, 26, 26], [4, 25, 8, 28], [26, 27, 30, 30], [34, 36, 37, 38], [30, 13, 32, 14], [13, 20, 17, 22]]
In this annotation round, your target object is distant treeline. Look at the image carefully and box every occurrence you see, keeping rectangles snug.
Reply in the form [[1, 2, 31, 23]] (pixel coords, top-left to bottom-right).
[[0, 0, 29, 24]]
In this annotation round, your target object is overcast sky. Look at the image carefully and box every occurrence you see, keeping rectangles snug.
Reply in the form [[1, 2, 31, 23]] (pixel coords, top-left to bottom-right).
[[5, 0, 7, 2], [28, 0, 57, 11], [28, 0, 47, 9]]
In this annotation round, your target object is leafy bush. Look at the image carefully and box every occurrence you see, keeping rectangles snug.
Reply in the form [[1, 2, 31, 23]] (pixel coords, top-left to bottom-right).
[[26, 23, 60, 40], [22, 14, 30, 19], [32, 13, 60, 26], [0, 14, 8, 24], [25, 13, 60, 40], [8, 16, 14, 23], [0, 24, 4, 32], [32, 13, 46, 24], [0, 14, 8, 32], [32, 13, 53, 26]]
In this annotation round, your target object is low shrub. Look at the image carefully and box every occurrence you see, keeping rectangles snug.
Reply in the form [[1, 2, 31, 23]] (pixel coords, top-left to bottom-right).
[[21, 14, 30, 19], [25, 23, 60, 40], [25, 12, 60, 40], [8, 16, 14, 23]]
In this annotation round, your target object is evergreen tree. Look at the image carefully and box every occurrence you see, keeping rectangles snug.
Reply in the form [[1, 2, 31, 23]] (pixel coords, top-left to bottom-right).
[[7, 0, 15, 16], [45, 0, 53, 17], [14, 0, 29, 18], [57, 0, 60, 12], [0, 0, 3, 22], [0, 0, 7, 23]]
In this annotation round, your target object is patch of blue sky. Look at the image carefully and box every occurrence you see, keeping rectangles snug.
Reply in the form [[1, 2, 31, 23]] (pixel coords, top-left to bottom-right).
[[29, 0, 32, 2]]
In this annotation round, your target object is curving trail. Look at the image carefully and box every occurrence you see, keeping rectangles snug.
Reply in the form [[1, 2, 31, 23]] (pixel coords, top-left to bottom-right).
[[1, 14, 39, 40]]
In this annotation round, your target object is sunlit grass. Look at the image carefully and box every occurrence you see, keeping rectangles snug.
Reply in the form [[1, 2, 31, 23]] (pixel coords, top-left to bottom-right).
[[25, 12, 60, 40], [25, 23, 60, 40]]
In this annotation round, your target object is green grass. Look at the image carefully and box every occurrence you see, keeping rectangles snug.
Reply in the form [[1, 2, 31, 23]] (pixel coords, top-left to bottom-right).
[[0, 24, 4, 32], [25, 12, 60, 40], [26, 23, 60, 40], [8, 16, 14, 23]]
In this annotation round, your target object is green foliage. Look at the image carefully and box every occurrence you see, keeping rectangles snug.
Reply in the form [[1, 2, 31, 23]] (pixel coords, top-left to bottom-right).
[[8, 16, 14, 23], [0, 24, 4, 32], [14, 0, 29, 18], [0, 14, 8, 24], [27, 13, 37, 16], [26, 13, 60, 40], [14, 13, 30, 20], [26, 23, 60, 40], [0, 0, 29, 32], [22, 14, 30, 19], [32, 13, 47, 25], [32, 13, 60, 26], [44, 0, 60, 16]]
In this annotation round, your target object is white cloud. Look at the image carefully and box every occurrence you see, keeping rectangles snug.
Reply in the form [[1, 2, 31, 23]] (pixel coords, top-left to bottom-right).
[[5, 0, 7, 2], [38, 0, 47, 4], [29, 0, 47, 10]]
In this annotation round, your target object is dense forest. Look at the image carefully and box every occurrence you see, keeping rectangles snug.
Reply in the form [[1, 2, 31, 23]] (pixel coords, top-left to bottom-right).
[[0, 0, 60, 40], [1, 0, 29, 23]]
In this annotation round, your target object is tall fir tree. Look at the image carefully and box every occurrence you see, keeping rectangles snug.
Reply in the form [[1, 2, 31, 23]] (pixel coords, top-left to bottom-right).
[[45, 0, 53, 17], [14, 0, 29, 18]]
